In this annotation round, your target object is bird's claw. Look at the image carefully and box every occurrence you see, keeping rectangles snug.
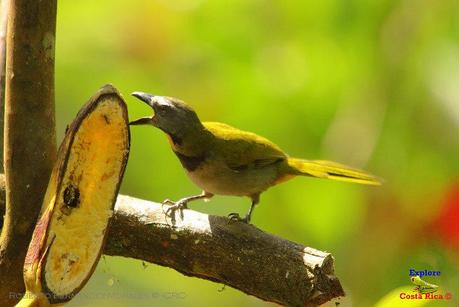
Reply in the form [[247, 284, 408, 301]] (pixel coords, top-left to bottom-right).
[[163, 199, 188, 217], [228, 212, 249, 223]]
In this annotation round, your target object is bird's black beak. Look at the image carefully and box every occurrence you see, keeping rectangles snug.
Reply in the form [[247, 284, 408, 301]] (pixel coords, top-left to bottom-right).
[[129, 116, 153, 126], [130, 91, 156, 126], [130, 91, 176, 126], [132, 92, 155, 108]]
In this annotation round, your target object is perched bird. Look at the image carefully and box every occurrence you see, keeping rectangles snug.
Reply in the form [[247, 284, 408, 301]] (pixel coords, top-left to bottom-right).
[[130, 92, 381, 223], [410, 276, 439, 294]]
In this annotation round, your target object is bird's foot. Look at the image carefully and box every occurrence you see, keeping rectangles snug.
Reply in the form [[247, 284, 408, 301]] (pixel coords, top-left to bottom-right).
[[163, 198, 188, 218], [228, 212, 250, 224]]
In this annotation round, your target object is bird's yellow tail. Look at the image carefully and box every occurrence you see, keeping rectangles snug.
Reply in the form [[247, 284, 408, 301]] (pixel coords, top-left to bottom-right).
[[286, 158, 382, 185]]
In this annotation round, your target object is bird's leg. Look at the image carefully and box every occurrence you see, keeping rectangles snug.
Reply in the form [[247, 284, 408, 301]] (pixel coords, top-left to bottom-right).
[[163, 191, 213, 217], [229, 194, 259, 224]]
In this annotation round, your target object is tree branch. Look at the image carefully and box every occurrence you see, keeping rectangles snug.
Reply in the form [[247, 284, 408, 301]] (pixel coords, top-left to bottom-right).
[[0, 0, 57, 305], [0, 185, 344, 306], [105, 195, 344, 306]]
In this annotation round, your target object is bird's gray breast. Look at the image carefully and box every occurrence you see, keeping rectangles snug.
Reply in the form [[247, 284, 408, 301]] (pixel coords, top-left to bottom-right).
[[184, 156, 279, 197]]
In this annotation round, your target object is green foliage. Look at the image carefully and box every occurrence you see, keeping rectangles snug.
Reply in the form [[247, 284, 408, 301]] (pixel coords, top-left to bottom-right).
[[56, 1, 459, 306]]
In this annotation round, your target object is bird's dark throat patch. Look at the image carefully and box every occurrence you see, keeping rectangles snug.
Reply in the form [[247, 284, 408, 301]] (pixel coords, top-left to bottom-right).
[[166, 132, 182, 146], [173, 151, 206, 172]]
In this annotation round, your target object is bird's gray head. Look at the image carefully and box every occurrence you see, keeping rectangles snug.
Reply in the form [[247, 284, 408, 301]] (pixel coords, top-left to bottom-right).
[[130, 92, 202, 139]]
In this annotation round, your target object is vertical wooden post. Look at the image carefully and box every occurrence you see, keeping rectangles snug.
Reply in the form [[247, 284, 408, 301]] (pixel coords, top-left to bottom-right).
[[0, 0, 57, 305]]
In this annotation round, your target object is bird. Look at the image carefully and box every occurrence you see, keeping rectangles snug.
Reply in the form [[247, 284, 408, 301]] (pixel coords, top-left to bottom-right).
[[130, 92, 381, 223], [410, 276, 439, 294]]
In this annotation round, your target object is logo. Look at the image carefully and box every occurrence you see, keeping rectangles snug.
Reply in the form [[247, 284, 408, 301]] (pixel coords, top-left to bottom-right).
[[399, 269, 452, 300], [410, 276, 438, 294]]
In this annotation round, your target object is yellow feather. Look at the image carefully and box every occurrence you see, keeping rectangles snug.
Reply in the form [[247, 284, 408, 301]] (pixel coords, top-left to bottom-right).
[[286, 158, 382, 185]]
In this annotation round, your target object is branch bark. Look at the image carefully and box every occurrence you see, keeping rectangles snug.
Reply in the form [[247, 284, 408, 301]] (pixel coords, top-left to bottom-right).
[[0, 0, 57, 305], [106, 195, 344, 307], [0, 186, 344, 306]]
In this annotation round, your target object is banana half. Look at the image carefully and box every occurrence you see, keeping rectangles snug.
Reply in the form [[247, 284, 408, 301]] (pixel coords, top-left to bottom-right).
[[19, 84, 130, 306]]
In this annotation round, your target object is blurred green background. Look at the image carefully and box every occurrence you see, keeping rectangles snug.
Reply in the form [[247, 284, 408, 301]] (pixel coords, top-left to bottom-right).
[[56, 0, 459, 306]]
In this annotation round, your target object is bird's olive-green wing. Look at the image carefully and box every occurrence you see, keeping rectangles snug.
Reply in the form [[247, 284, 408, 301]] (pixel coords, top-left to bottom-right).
[[203, 122, 287, 170]]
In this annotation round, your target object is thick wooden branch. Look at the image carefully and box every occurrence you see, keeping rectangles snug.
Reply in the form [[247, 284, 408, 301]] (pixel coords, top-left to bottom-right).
[[0, 0, 57, 305], [105, 195, 345, 306], [0, 181, 344, 306]]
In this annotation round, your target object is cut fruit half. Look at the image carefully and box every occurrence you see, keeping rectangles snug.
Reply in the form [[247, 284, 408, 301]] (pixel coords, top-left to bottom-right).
[[19, 84, 130, 306]]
